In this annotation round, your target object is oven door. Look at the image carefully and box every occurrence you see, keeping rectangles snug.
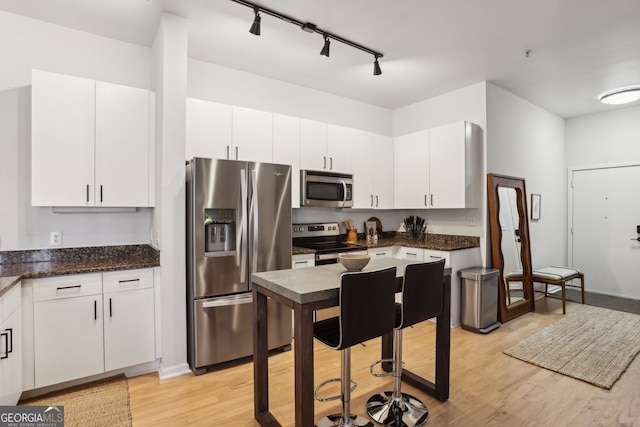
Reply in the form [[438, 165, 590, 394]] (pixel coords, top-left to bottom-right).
[[301, 170, 353, 207]]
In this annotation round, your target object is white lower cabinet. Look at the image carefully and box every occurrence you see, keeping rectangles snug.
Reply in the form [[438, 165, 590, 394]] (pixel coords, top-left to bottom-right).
[[32, 269, 155, 388], [396, 247, 424, 261], [103, 269, 155, 372], [1, 283, 22, 405], [367, 247, 395, 259], [292, 253, 315, 269]]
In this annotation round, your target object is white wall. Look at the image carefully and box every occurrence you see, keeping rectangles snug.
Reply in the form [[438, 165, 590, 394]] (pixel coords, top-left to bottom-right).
[[486, 83, 566, 269], [566, 105, 640, 168], [188, 59, 392, 136]]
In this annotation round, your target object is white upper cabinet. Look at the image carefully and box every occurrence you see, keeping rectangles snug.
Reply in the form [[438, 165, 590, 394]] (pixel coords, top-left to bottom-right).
[[351, 130, 394, 209], [232, 107, 273, 162], [32, 70, 96, 206], [394, 121, 481, 209], [31, 70, 153, 207], [428, 121, 481, 209], [95, 81, 151, 207], [273, 114, 301, 208], [300, 121, 351, 173], [185, 98, 232, 160], [394, 129, 430, 209]]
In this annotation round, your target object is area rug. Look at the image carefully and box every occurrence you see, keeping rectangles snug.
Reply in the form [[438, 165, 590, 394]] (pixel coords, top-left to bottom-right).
[[504, 305, 640, 389], [20, 375, 132, 427]]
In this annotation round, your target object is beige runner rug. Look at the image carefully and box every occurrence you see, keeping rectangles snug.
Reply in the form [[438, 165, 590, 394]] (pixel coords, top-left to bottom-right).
[[504, 305, 640, 389], [20, 375, 132, 426]]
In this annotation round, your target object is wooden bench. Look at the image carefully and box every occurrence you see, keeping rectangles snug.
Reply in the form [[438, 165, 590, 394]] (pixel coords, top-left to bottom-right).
[[504, 267, 585, 314]]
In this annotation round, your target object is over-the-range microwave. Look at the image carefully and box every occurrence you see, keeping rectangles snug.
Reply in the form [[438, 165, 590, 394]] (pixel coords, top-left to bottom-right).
[[300, 170, 353, 208]]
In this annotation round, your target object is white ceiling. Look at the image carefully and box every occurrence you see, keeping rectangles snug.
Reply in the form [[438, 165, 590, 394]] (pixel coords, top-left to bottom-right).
[[2, 0, 640, 118]]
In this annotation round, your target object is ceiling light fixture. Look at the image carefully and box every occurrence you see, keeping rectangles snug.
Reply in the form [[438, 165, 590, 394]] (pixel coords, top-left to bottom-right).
[[598, 86, 640, 105], [230, 0, 383, 75], [373, 55, 382, 76], [320, 34, 330, 58], [249, 6, 261, 36]]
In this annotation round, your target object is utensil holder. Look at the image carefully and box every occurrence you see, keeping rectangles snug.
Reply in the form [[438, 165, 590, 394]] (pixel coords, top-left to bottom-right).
[[346, 229, 358, 245]]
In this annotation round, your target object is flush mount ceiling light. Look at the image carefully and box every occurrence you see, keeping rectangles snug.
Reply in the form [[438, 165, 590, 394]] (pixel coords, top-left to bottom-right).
[[599, 86, 640, 105], [230, 0, 383, 75]]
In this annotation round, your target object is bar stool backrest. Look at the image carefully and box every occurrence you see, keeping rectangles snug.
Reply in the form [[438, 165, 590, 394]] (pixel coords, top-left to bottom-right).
[[399, 260, 445, 329], [337, 266, 397, 350]]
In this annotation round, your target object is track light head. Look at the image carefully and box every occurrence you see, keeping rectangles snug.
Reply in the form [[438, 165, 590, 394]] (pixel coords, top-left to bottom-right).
[[320, 35, 330, 58], [373, 56, 382, 76], [249, 7, 261, 36]]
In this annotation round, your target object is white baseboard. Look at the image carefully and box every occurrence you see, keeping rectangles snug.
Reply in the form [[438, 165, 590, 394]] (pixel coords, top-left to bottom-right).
[[159, 362, 191, 380]]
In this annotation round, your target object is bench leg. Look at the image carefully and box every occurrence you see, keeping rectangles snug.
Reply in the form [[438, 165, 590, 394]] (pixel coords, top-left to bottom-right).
[[561, 281, 566, 314], [579, 274, 585, 304]]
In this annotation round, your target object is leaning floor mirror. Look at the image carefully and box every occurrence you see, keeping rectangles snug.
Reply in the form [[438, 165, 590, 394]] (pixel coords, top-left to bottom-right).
[[487, 173, 535, 322]]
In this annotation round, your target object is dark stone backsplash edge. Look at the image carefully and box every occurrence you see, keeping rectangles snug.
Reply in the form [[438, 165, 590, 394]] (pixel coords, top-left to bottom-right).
[[0, 244, 159, 265]]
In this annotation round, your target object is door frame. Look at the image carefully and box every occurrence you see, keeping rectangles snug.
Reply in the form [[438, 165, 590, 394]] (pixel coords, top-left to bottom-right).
[[567, 160, 640, 266]]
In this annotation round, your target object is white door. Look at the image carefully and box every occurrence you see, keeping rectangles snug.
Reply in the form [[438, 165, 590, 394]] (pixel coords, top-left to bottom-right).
[[394, 130, 429, 209], [185, 98, 233, 160], [232, 107, 273, 162], [372, 134, 395, 209], [571, 165, 640, 299], [429, 122, 466, 208]]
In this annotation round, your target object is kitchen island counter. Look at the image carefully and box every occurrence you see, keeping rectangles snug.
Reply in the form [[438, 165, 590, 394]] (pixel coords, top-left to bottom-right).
[[252, 258, 452, 426]]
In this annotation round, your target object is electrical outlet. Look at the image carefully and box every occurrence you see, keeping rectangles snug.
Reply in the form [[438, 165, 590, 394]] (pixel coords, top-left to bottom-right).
[[50, 231, 62, 246]]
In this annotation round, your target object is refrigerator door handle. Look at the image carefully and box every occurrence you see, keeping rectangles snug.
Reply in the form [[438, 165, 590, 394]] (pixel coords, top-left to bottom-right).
[[251, 169, 259, 275], [240, 169, 248, 284], [201, 295, 253, 308]]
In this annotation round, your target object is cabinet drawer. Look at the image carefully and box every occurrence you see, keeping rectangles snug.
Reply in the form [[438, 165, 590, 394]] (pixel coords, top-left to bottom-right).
[[103, 268, 153, 293], [396, 247, 424, 261], [423, 250, 450, 267], [33, 273, 102, 302], [2, 282, 21, 321]]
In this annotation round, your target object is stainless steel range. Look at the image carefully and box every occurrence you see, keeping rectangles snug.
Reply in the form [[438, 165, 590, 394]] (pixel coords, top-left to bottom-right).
[[292, 222, 368, 265]]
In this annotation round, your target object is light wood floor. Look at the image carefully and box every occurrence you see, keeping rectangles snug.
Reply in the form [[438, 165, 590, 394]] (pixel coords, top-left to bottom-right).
[[128, 298, 640, 426]]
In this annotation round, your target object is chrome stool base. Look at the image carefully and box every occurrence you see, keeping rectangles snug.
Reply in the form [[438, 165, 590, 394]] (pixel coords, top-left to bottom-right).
[[316, 413, 375, 427], [366, 391, 429, 427]]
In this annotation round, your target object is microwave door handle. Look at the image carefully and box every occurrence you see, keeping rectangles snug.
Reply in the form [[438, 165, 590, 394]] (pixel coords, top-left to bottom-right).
[[240, 169, 248, 284], [251, 169, 259, 275], [341, 179, 347, 204]]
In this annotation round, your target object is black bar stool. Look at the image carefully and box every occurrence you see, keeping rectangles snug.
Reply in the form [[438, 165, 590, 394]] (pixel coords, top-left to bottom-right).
[[366, 260, 445, 427], [314, 266, 398, 427]]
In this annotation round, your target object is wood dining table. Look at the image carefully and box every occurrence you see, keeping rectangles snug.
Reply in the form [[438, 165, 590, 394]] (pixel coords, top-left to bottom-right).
[[251, 258, 452, 427]]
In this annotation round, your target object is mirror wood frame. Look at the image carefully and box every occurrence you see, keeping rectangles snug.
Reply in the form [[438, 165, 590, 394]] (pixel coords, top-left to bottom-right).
[[487, 173, 535, 322]]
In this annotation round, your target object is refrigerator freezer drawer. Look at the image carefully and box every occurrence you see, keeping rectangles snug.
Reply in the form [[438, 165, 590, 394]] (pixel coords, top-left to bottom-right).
[[191, 294, 291, 370]]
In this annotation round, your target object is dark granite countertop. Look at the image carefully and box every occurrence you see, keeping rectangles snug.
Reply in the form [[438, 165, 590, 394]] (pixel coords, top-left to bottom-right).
[[291, 233, 479, 256], [0, 245, 160, 298]]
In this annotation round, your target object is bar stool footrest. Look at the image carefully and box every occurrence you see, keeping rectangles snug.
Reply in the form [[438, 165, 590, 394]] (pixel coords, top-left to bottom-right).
[[315, 377, 357, 403], [370, 358, 403, 378], [316, 413, 375, 427], [366, 391, 429, 427]]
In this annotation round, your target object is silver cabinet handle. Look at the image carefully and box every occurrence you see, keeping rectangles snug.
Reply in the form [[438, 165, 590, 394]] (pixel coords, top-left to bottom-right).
[[375, 195, 379, 207], [323, 156, 327, 169], [294, 260, 309, 266], [235, 146, 239, 160], [430, 194, 434, 206], [424, 195, 428, 206], [370, 195, 374, 206], [330, 157, 333, 170], [87, 184, 90, 203], [226, 145, 230, 159], [100, 185, 103, 203]]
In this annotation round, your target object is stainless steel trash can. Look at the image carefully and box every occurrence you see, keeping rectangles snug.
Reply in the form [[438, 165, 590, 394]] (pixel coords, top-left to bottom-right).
[[459, 267, 500, 333]]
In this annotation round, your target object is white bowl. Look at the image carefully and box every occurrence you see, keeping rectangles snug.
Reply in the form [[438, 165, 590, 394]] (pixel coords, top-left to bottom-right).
[[339, 254, 371, 271]]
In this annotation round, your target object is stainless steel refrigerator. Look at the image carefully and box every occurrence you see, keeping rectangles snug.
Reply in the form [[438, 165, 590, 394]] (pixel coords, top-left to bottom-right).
[[186, 157, 292, 375]]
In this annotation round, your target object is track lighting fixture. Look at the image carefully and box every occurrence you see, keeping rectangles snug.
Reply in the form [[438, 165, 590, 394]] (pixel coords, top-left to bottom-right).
[[249, 6, 261, 36], [373, 55, 382, 76], [320, 34, 330, 58], [230, 0, 383, 75]]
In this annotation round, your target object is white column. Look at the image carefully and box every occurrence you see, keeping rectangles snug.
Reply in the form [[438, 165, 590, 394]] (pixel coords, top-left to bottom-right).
[[151, 12, 190, 379]]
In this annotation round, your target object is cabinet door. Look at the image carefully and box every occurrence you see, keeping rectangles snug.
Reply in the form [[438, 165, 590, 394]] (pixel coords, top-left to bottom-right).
[[103, 287, 155, 371], [372, 134, 394, 209], [326, 125, 353, 173], [350, 131, 374, 208], [429, 122, 466, 208], [232, 107, 273, 162], [185, 98, 233, 160], [34, 295, 104, 388], [31, 70, 96, 206], [95, 82, 151, 207], [368, 247, 395, 259], [300, 119, 328, 171], [273, 114, 301, 208], [394, 130, 429, 209], [423, 249, 450, 267], [1, 301, 22, 405]]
